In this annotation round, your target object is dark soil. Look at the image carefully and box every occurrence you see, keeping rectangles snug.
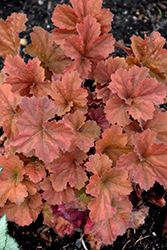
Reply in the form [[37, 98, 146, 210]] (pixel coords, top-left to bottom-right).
[[1, 0, 167, 249]]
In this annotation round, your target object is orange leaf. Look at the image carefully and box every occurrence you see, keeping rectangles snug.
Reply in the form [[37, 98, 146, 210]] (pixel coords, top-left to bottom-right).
[[51, 71, 88, 116], [0, 155, 27, 206], [41, 178, 75, 205], [9, 97, 74, 163], [126, 31, 167, 81], [64, 15, 114, 78], [0, 193, 43, 226], [86, 154, 132, 221], [88, 197, 132, 245], [96, 125, 132, 165], [47, 148, 88, 191], [24, 26, 71, 74], [0, 13, 27, 59], [3, 55, 52, 97], [52, 0, 113, 45], [0, 84, 22, 139], [63, 110, 101, 152], [93, 57, 128, 86], [117, 129, 167, 190], [105, 66, 167, 126]]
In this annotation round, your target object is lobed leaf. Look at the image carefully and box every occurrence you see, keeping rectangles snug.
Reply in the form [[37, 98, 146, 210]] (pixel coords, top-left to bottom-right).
[[9, 97, 74, 163], [126, 31, 167, 81], [0, 193, 43, 226], [96, 125, 132, 165], [24, 26, 71, 74], [47, 148, 88, 191], [63, 110, 101, 152], [0, 13, 27, 59], [105, 66, 167, 126], [52, 0, 113, 46], [0, 155, 27, 206], [3, 55, 52, 97], [51, 71, 88, 116], [64, 15, 114, 78], [116, 129, 167, 190], [41, 178, 75, 205], [86, 154, 132, 221], [0, 84, 22, 140]]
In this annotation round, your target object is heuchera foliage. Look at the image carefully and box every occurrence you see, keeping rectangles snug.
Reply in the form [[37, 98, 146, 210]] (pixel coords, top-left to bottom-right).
[[0, 0, 167, 248]]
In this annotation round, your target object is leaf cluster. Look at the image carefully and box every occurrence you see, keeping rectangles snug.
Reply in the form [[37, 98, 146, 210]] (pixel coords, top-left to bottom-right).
[[0, 0, 167, 248]]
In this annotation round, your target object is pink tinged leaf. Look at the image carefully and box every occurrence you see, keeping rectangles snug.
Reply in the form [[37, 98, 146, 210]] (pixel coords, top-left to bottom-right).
[[0, 13, 28, 59], [24, 157, 46, 183], [9, 96, 74, 163], [51, 71, 88, 116], [0, 193, 43, 226], [46, 148, 88, 191], [63, 110, 101, 152], [0, 84, 22, 139], [64, 15, 114, 78], [96, 125, 132, 165], [86, 154, 132, 221], [3, 55, 52, 97], [0, 155, 28, 206], [117, 129, 167, 190], [40, 178, 75, 205], [89, 197, 132, 245]]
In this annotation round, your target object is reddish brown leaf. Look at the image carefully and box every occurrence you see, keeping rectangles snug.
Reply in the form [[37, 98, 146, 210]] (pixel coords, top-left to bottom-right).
[[96, 125, 132, 165], [9, 97, 74, 163], [0, 13, 27, 59], [51, 71, 88, 116], [86, 154, 132, 221], [41, 178, 75, 205], [3, 55, 52, 97], [64, 15, 114, 79], [116, 129, 167, 190], [0, 84, 22, 139], [47, 148, 88, 191], [0, 193, 43, 226], [63, 110, 101, 152], [0, 155, 28, 206], [24, 27, 71, 74], [52, 0, 113, 46], [105, 66, 167, 126]]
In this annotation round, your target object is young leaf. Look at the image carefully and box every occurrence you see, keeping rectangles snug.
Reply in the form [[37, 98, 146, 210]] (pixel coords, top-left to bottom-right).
[[64, 15, 115, 79], [105, 66, 167, 126], [86, 154, 132, 221], [52, 0, 113, 45], [116, 129, 167, 190], [51, 71, 88, 116], [63, 110, 101, 152], [0, 13, 27, 59], [9, 97, 74, 163], [24, 26, 71, 74], [96, 125, 132, 166], [0, 155, 28, 206], [0, 84, 22, 140], [47, 148, 88, 191], [3, 55, 52, 97]]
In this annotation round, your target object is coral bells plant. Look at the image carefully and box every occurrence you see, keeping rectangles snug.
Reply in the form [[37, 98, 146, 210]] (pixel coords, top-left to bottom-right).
[[1, 0, 167, 248]]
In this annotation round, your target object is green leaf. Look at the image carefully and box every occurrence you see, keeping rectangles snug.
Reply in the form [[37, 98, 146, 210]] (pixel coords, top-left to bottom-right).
[[0, 214, 19, 250]]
